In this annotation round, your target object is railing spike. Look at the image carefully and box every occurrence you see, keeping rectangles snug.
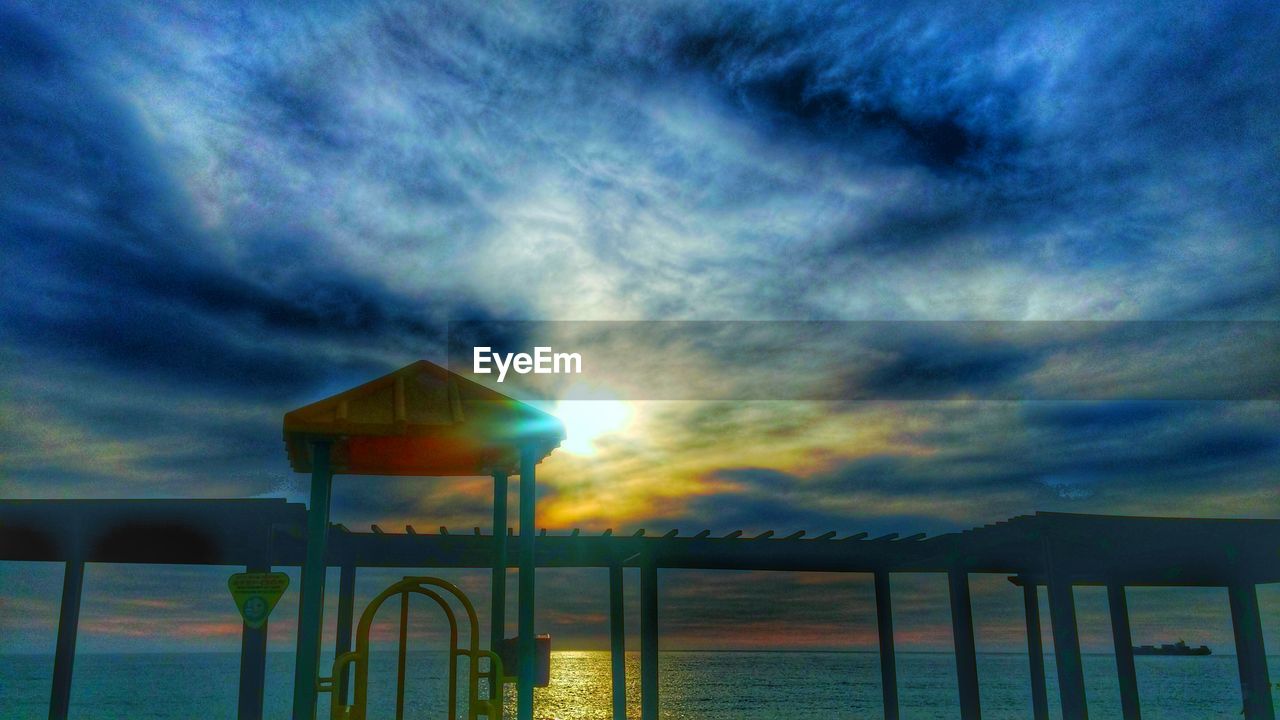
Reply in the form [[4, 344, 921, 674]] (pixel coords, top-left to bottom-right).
[[662, 529, 678, 538], [752, 530, 775, 540], [782, 531, 806, 540], [723, 530, 744, 539], [694, 530, 711, 538]]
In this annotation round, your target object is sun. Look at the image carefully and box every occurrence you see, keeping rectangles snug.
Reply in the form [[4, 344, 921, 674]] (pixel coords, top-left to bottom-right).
[[551, 388, 633, 455]]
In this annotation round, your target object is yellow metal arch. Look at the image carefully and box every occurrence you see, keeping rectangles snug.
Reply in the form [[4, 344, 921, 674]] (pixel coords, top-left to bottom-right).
[[322, 576, 505, 720]]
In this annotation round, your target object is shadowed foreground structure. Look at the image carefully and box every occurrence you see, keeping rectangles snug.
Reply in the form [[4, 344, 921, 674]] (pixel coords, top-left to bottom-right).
[[2, 500, 1276, 720]]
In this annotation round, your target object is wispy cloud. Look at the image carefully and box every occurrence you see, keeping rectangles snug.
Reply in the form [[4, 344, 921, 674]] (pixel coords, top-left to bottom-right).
[[1, 0, 1277, 652]]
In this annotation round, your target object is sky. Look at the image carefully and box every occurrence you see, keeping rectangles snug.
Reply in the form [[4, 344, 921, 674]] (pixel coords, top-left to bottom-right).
[[1, 0, 1279, 668]]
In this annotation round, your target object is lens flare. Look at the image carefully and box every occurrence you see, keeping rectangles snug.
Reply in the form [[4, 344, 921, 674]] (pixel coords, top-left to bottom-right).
[[552, 387, 632, 455]]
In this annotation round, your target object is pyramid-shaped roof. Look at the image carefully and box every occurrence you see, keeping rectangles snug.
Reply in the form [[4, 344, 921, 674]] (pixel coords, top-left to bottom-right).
[[283, 360, 563, 476]]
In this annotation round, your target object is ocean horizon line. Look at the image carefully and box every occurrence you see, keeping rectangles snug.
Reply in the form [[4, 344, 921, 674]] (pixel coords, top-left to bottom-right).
[[2, 648, 1258, 658]]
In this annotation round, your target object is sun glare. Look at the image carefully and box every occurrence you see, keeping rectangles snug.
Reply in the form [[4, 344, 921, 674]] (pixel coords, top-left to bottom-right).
[[552, 389, 632, 455]]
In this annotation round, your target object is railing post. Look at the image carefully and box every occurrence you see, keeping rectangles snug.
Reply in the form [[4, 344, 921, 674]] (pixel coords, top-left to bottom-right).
[[517, 445, 538, 720], [491, 470, 509, 655], [640, 554, 659, 720], [1022, 583, 1050, 720], [490, 469, 510, 710], [334, 564, 357, 705], [396, 590, 409, 720], [874, 570, 900, 720], [292, 440, 334, 720], [1107, 584, 1141, 720], [610, 561, 627, 720], [49, 558, 85, 720], [948, 568, 982, 720], [1229, 582, 1275, 720]]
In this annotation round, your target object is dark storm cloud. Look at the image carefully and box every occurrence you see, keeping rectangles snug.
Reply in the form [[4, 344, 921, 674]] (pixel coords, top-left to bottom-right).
[[2, 0, 1269, 491], [1011, 402, 1280, 476], [663, 3, 1039, 268], [1021, 401, 1185, 431], [672, 398, 1279, 533], [847, 338, 1033, 399], [675, 489, 953, 538], [659, 0, 1280, 300], [0, 6, 479, 401], [673, 25, 1015, 175], [250, 67, 361, 155], [900, 401, 1280, 505], [679, 462, 1001, 536]]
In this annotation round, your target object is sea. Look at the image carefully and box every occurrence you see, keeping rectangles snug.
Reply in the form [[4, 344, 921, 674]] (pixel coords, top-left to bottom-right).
[[3, 650, 1276, 719]]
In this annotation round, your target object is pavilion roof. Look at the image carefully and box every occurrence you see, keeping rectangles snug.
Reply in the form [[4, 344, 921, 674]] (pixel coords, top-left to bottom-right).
[[283, 360, 563, 476]]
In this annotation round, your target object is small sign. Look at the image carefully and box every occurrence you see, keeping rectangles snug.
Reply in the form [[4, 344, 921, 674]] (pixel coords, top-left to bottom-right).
[[228, 572, 290, 629]]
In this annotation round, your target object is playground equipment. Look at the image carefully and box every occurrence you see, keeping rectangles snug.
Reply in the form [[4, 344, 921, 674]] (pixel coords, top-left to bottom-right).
[[322, 576, 505, 720], [282, 360, 564, 720]]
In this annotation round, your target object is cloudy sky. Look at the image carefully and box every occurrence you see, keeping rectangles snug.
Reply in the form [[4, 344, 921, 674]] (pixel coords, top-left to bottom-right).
[[1, 0, 1278, 683]]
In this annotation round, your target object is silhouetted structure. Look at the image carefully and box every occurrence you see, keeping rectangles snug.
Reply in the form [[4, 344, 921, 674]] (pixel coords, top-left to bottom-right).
[[281, 360, 563, 720], [2, 500, 1276, 720], [5, 359, 1276, 720]]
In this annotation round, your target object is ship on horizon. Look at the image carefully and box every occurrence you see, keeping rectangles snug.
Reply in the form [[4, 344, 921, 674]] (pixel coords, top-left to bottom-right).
[[1133, 639, 1212, 656]]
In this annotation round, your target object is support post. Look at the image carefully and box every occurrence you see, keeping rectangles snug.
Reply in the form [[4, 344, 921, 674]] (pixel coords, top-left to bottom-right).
[[491, 470, 509, 653], [1107, 584, 1141, 720], [1229, 582, 1275, 720], [874, 570, 900, 720], [610, 562, 627, 720], [49, 559, 85, 720], [1022, 583, 1050, 720], [640, 555, 659, 720], [396, 591, 409, 720], [237, 550, 271, 720], [1046, 573, 1088, 719], [948, 569, 981, 720], [517, 445, 538, 720], [292, 440, 334, 720], [334, 564, 357, 705]]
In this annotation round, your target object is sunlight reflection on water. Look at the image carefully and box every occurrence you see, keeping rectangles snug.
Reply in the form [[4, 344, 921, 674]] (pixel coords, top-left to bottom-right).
[[4, 649, 1275, 719], [356, 649, 1268, 720]]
